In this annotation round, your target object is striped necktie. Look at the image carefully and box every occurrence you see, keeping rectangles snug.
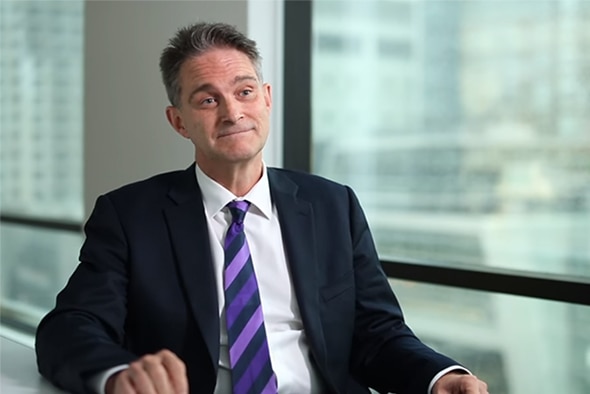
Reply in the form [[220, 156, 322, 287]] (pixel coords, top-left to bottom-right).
[[224, 200, 278, 394]]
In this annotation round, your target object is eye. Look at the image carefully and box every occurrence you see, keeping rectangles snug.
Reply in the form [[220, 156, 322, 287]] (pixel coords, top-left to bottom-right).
[[198, 97, 218, 107], [202, 97, 216, 105], [239, 88, 258, 101]]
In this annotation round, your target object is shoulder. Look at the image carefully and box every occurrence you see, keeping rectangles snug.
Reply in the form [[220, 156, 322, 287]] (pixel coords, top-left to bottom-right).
[[268, 167, 347, 193], [267, 167, 359, 207], [86, 167, 195, 223], [107, 168, 187, 196], [98, 166, 195, 209]]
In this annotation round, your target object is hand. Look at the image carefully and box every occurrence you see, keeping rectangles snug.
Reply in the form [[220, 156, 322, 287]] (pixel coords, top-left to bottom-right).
[[432, 371, 489, 394], [105, 349, 188, 394]]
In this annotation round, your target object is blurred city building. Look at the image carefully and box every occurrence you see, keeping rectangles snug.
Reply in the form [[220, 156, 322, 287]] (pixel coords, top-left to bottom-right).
[[311, 1, 590, 393]]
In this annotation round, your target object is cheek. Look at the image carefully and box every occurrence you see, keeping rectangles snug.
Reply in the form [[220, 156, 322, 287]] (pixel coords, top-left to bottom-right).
[[260, 109, 271, 131], [188, 118, 213, 138], [255, 106, 270, 124]]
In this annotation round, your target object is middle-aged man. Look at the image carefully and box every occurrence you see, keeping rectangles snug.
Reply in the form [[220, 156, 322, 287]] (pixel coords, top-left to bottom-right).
[[36, 22, 489, 394]]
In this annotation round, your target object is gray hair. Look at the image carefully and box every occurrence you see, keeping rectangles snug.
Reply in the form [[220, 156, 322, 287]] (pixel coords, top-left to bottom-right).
[[159, 22, 263, 107]]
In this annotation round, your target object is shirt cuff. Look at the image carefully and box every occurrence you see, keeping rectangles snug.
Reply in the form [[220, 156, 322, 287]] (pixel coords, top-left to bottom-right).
[[427, 365, 471, 394], [89, 364, 129, 394]]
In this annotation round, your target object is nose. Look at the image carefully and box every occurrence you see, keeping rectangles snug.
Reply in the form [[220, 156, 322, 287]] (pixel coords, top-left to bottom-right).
[[220, 97, 243, 123]]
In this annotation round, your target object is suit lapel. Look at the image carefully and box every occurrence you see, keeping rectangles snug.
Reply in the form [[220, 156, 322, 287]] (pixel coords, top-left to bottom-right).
[[268, 169, 330, 383], [163, 164, 220, 372], [161, 166, 332, 387]]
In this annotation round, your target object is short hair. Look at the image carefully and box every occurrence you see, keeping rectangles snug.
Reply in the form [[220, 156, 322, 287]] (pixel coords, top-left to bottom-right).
[[159, 22, 263, 107]]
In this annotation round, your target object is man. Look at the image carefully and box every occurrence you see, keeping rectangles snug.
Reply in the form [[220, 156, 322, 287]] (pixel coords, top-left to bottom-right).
[[36, 22, 488, 394]]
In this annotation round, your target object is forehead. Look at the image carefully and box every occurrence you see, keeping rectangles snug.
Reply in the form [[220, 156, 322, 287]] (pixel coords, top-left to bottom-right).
[[179, 48, 258, 87]]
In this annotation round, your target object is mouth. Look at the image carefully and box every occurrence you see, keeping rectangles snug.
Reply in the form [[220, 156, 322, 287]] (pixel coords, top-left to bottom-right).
[[218, 127, 253, 138]]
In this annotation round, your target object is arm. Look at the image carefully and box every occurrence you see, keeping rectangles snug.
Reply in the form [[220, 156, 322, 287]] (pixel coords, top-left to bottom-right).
[[35, 195, 138, 393], [344, 186, 462, 394], [36, 193, 192, 394]]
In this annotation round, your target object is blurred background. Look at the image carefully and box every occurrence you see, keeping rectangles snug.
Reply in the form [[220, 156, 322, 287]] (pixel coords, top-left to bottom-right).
[[1, 1, 589, 393]]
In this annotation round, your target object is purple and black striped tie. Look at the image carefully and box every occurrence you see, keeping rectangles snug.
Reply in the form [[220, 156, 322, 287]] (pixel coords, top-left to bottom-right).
[[224, 200, 278, 394]]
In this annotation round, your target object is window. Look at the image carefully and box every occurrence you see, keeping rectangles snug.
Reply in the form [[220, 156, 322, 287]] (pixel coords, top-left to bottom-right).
[[283, 1, 590, 393], [0, 0, 84, 331], [310, 0, 590, 276], [392, 280, 590, 394]]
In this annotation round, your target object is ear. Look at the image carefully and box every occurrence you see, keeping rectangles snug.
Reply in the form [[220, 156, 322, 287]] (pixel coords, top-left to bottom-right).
[[263, 83, 272, 110], [165, 106, 190, 138]]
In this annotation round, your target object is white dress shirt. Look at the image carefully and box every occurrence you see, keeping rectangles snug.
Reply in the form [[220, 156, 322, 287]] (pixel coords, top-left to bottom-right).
[[195, 164, 323, 393], [91, 163, 467, 393]]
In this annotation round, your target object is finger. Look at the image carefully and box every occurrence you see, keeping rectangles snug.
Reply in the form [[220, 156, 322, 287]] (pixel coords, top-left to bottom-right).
[[127, 360, 158, 394], [479, 379, 489, 394], [159, 349, 189, 394], [467, 375, 489, 394], [460, 375, 482, 394], [114, 371, 137, 394], [142, 353, 176, 394]]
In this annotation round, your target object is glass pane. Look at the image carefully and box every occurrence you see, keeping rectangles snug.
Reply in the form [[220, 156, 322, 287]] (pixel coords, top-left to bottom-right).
[[0, 223, 83, 328], [0, 0, 84, 221], [311, 0, 590, 277], [391, 279, 590, 394]]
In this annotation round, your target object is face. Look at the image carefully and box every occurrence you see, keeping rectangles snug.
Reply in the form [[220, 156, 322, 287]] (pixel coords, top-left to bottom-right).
[[166, 47, 272, 172]]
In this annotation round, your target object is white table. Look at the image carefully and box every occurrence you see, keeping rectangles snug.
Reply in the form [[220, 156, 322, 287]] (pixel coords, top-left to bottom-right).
[[1, 334, 66, 393]]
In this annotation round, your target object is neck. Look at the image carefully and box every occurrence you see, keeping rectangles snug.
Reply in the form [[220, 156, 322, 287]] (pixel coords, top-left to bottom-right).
[[198, 158, 263, 197]]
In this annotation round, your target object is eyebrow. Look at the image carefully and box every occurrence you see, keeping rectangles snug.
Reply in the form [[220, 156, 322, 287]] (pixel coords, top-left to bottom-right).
[[187, 75, 259, 104]]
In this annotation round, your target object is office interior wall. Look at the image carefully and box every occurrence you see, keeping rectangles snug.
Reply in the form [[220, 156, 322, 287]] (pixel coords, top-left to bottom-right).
[[84, 0, 284, 217]]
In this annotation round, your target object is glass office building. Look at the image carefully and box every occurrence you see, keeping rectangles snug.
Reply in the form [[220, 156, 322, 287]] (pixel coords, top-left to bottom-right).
[[0, 1, 84, 328], [308, 1, 590, 393]]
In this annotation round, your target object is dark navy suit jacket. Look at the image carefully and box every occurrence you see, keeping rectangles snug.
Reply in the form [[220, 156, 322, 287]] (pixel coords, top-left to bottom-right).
[[36, 164, 458, 394]]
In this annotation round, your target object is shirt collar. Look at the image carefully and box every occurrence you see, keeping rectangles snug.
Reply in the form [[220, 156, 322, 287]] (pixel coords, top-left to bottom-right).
[[194, 163, 273, 220]]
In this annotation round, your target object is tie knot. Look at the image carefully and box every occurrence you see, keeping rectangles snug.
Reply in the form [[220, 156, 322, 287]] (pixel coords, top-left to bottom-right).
[[227, 200, 250, 225]]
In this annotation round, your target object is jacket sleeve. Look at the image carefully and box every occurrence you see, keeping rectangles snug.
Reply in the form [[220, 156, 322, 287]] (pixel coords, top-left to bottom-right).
[[35, 194, 138, 394], [345, 186, 460, 394]]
